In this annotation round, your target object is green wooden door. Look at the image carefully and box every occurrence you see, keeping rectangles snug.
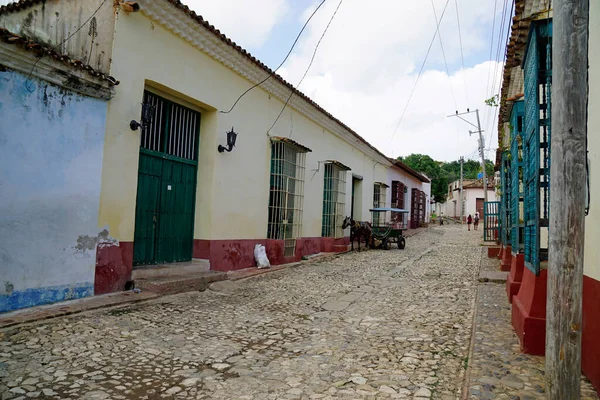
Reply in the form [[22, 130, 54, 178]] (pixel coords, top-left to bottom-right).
[[133, 90, 200, 266], [133, 153, 162, 264], [156, 160, 197, 263]]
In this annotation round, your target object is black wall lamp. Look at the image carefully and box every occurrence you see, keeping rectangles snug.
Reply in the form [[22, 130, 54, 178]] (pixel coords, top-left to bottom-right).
[[218, 127, 238, 153], [130, 102, 155, 131]]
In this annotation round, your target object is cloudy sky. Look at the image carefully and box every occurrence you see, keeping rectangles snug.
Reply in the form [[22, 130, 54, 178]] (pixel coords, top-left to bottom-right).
[[181, 0, 511, 163], [0, 0, 511, 162]]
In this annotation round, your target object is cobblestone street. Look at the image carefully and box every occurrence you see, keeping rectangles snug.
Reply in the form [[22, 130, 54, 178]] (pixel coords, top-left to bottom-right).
[[0, 226, 561, 400]]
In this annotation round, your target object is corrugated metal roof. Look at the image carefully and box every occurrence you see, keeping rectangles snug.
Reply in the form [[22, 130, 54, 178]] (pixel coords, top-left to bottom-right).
[[270, 136, 312, 153], [326, 160, 351, 171]]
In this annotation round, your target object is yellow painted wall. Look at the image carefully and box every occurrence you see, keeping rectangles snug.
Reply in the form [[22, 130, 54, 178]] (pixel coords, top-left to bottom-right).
[[584, 1, 600, 281], [99, 10, 391, 243]]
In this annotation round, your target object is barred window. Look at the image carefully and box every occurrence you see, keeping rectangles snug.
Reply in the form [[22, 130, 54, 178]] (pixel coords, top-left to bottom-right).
[[140, 90, 200, 161], [322, 162, 349, 238], [267, 138, 309, 257], [372, 182, 387, 226]]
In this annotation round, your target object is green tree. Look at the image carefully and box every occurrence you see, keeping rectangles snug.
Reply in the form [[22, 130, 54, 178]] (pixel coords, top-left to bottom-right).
[[399, 154, 448, 203], [399, 154, 495, 203]]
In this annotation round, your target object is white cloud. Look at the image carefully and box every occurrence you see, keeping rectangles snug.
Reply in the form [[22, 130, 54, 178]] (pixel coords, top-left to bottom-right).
[[182, 0, 289, 48], [274, 0, 504, 162]]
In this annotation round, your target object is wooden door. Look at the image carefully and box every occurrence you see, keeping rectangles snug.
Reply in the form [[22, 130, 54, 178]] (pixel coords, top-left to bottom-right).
[[133, 91, 200, 266]]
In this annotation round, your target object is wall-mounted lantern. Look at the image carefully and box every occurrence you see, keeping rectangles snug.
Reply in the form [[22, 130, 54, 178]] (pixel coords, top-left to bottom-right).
[[218, 127, 238, 153], [130, 102, 155, 131]]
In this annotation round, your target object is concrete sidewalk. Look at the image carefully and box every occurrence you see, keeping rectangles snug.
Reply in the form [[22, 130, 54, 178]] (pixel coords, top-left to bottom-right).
[[463, 247, 599, 399]]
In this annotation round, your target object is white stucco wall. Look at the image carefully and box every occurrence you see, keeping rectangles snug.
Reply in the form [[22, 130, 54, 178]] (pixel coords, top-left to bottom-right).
[[463, 188, 498, 217], [584, 0, 600, 281], [101, 10, 391, 244], [0, 70, 107, 312]]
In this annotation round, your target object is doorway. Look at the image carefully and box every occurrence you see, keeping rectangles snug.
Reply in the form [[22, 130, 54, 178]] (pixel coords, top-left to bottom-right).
[[133, 90, 201, 266]]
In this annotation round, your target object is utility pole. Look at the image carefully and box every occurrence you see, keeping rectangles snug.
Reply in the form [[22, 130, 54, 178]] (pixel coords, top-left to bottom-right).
[[447, 109, 488, 203], [546, 0, 589, 399], [474, 109, 488, 203], [460, 156, 464, 224]]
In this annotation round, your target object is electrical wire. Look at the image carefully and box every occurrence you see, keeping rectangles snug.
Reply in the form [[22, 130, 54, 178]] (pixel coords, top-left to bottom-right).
[[430, 0, 458, 111], [453, 0, 469, 105], [25, 0, 109, 91], [220, 0, 328, 114], [483, 0, 499, 109], [488, 2, 514, 150], [391, 0, 451, 142], [484, 0, 510, 133], [267, 0, 344, 134]]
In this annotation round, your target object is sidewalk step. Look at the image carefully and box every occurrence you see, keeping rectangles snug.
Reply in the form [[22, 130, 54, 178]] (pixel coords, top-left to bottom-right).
[[134, 271, 227, 295], [132, 260, 210, 280]]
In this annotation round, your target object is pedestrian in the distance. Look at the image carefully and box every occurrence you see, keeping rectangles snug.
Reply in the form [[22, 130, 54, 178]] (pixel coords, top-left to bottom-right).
[[474, 212, 480, 230], [467, 214, 472, 231]]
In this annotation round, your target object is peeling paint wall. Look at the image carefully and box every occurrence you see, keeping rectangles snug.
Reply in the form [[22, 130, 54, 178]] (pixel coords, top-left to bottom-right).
[[0, 0, 116, 74], [0, 68, 107, 313]]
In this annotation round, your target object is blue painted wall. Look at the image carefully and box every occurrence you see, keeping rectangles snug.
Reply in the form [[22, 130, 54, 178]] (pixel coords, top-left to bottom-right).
[[0, 69, 107, 313]]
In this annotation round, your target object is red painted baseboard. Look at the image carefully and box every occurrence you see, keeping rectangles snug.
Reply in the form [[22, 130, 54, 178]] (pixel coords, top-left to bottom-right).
[[488, 246, 501, 258], [500, 245, 512, 271], [94, 242, 133, 295], [511, 268, 547, 356], [193, 236, 350, 272], [506, 253, 524, 303], [583, 274, 600, 393]]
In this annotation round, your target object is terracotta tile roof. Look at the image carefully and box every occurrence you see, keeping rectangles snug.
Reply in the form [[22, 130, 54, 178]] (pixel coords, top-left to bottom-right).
[[0, 0, 44, 15], [389, 158, 431, 183], [496, 0, 528, 167], [0, 27, 119, 85], [158, 0, 393, 164], [0, 0, 391, 164], [496, 0, 552, 167]]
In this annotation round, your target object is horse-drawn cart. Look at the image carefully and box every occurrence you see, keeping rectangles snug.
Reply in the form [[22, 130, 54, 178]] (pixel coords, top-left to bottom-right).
[[369, 207, 409, 250]]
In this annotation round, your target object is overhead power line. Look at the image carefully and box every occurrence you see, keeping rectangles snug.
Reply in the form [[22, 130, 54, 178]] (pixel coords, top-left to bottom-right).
[[220, 0, 328, 114], [391, 0, 451, 142], [267, 0, 344, 134], [454, 0, 469, 105], [430, 0, 458, 111]]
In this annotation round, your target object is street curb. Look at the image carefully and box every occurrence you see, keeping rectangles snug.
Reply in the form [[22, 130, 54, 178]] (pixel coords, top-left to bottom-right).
[[0, 292, 161, 330], [0, 228, 427, 329], [460, 247, 485, 400]]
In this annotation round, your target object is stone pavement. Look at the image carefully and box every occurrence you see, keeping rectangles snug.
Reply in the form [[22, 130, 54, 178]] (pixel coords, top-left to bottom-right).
[[1, 225, 481, 399], [465, 248, 599, 400], [0, 226, 598, 400]]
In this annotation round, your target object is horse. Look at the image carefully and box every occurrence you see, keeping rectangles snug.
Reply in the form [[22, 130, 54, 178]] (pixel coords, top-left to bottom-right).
[[342, 216, 372, 251]]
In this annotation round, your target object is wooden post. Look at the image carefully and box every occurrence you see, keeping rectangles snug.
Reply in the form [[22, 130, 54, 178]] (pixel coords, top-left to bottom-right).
[[546, 0, 589, 399]]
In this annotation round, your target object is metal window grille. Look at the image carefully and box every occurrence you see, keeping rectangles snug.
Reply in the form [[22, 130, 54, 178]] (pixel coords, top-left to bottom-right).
[[501, 152, 512, 245], [372, 183, 387, 226], [322, 164, 347, 238], [391, 181, 406, 227], [511, 103, 525, 253], [267, 142, 307, 257], [523, 22, 552, 274], [141, 90, 200, 161]]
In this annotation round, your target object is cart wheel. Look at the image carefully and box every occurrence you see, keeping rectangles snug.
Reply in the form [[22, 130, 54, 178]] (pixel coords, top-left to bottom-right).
[[382, 239, 391, 250], [398, 237, 406, 250]]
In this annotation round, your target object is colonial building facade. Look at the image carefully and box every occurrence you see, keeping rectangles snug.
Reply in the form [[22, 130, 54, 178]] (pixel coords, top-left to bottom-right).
[[496, 0, 599, 391], [0, 0, 430, 313]]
